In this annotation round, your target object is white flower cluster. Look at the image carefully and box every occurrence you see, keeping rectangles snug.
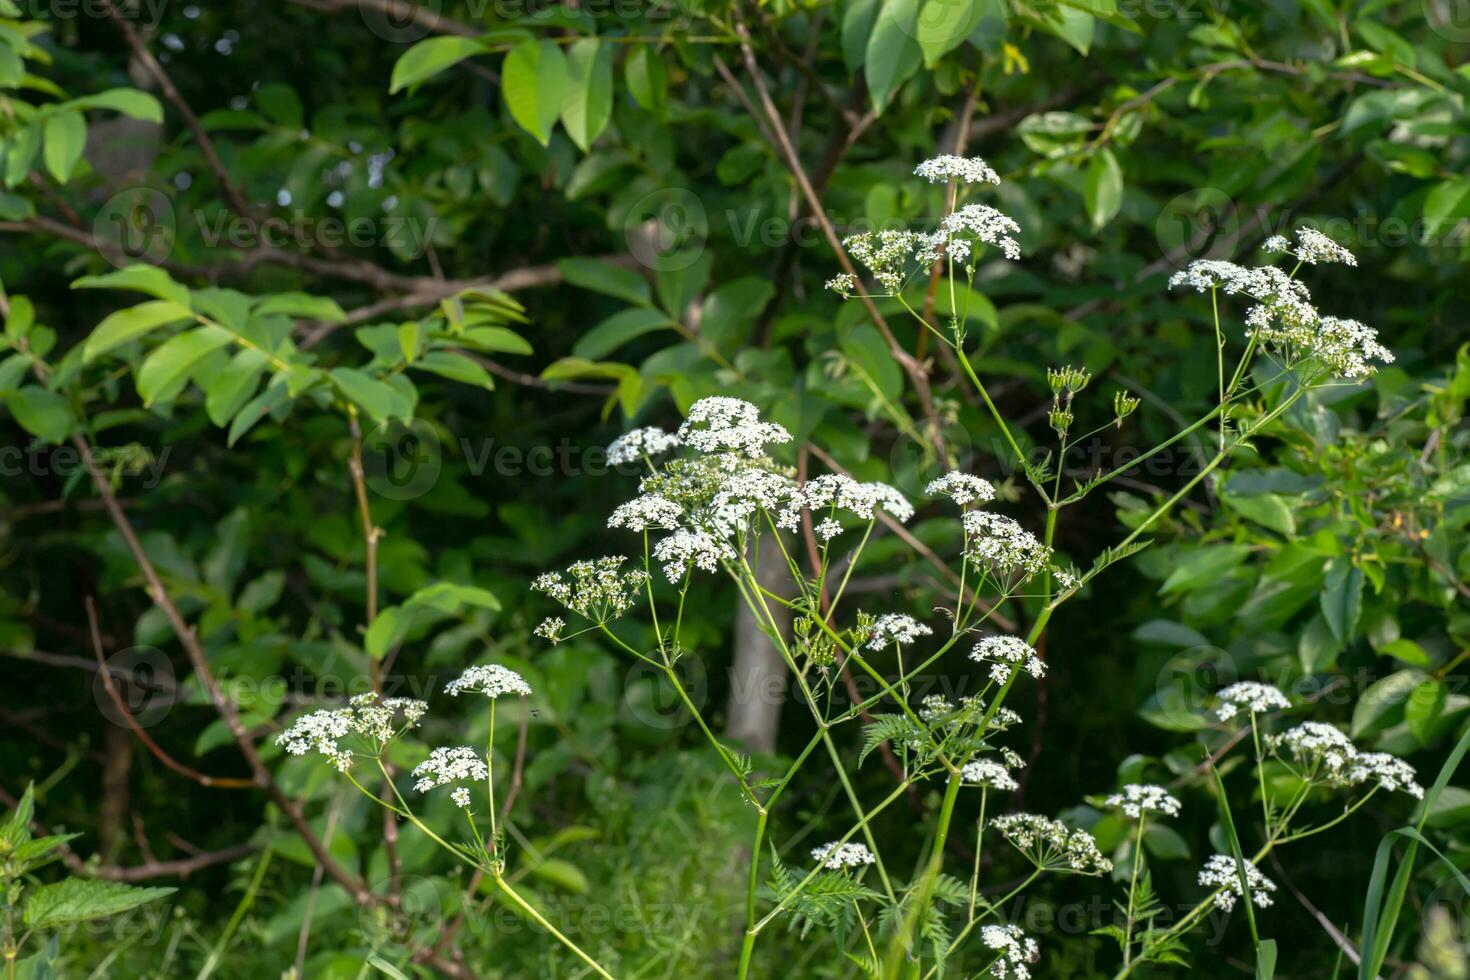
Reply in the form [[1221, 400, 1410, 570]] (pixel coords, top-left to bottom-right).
[[989, 813, 1113, 875], [709, 468, 805, 534], [825, 273, 858, 296], [980, 924, 1040, 979], [844, 229, 922, 292], [972, 635, 1046, 685], [445, 664, 532, 699], [1168, 256, 1392, 379], [677, 396, 792, 458], [606, 426, 680, 466], [926, 471, 996, 507], [412, 746, 488, 795], [804, 474, 914, 523], [1106, 784, 1182, 819], [914, 154, 1001, 186], [1197, 854, 1277, 913], [1215, 681, 1291, 722], [1263, 227, 1357, 266], [811, 841, 876, 870], [276, 694, 428, 772], [1268, 723, 1423, 797], [962, 756, 1020, 791], [533, 617, 564, 643], [866, 613, 934, 650], [651, 528, 737, 582], [608, 493, 684, 532], [916, 695, 1023, 734], [935, 204, 1022, 262], [533, 556, 649, 622], [962, 511, 1052, 583]]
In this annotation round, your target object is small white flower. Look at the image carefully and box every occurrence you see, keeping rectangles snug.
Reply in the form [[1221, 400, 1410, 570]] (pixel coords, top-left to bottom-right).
[[990, 813, 1112, 875], [606, 426, 680, 466], [533, 556, 649, 621], [926, 471, 996, 507], [1215, 681, 1291, 722], [815, 517, 843, 541], [962, 757, 1019, 791], [446, 664, 532, 699], [608, 494, 684, 532], [275, 695, 428, 772], [972, 635, 1045, 684], [825, 273, 858, 296], [652, 528, 737, 582], [980, 924, 1040, 979], [939, 204, 1022, 261], [811, 841, 876, 870], [866, 613, 933, 650], [803, 474, 913, 522], [1106, 784, 1181, 819], [914, 154, 1001, 186], [1198, 854, 1277, 913], [677, 397, 791, 458], [533, 617, 564, 643], [412, 746, 488, 794], [451, 787, 472, 808], [962, 511, 1052, 584]]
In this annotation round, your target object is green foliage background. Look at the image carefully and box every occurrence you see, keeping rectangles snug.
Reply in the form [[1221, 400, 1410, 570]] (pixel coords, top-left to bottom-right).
[[0, 0, 1467, 976]]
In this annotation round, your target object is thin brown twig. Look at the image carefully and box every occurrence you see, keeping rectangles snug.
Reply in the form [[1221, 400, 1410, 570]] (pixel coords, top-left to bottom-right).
[[85, 596, 255, 790]]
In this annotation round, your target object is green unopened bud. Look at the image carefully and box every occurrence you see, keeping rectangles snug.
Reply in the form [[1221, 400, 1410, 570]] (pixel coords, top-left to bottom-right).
[[1113, 389, 1141, 427]]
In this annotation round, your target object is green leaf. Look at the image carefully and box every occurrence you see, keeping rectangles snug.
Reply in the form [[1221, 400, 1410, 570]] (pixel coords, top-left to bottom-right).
[[842, 0, 881, 71], [65, 88, 163, 123], [503, 40, 567, 146], [916, 0, 983, 65], [1160, 544, 1250, 595], [1085, 148, 1123, 230], [1423, 178, 1470, 239], [1406, 679, 1448, 746], [5, 294, 33, 341], [1222, 492, 1296, 536], [1380, 638, 1431, 667], [227, 380, 292, 447], [1, 782, 34, 850], [205, 349, 269, 428], [864, 0, 922, 112], [72, 265, 190, 307], [413, 351, 495, 390], [459, 327, 533, 355], [389, 36, 487, 94], [136, 326, 233, 407], [24, 879, 174, 929], [7, 387, 75, 444], [558, 258, 650, 305], [83, 300, 193, 363], [42, 110, 85, 184], [328, 367, 413, 423], [405, 582, 500, 613], [253, 292, 346, 322], [529, 857, 590, 894], [625, 45, 667, 113], [573, 308, 674, 360], [561, 38, 613, 152], [1321, 557, 1364, 643]]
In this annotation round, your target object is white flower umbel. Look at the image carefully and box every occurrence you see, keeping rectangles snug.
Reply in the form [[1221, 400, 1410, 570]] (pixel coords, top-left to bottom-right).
[[1345, 752, 1425, 799], [1215, 681, 1291, 722], [1264, 227, 1357, 266], [1106, 784, 1182, 819], [866, 613, 933, 651], [606, 426, 680, 466], [652, 528, 737, 583], [533, 617, 564, 643], [1311, 316, 1394, 379], [926, 471, 996, 507], [608, 493, 684, 532], [451, 786, 472, 809], [962, 757, 1019, 791], [811, 841, 876, 870], [843, 229, 924, 293], [815, 517, 842, 541], [276, 694, 428, 773], [445, 664, 532, 699], [972, 635, 1045, 684], [989, 813, 1113, 875], [914, 155, 1001, 186], [1168, 261, 1312, 305], [677, 396, 791, 458], [803, 474, 914, 522], [962, 511, 1052, 584], [1198, 854, 1277, 913], [709, 468, 805, 534], [939, 204, 1022, 261], [825, 273, 858, 296], [411, 746, 489, 794], [1268, 723, 1424, 797], [533, 556, 649, 622], [980, 924, 1040, 979]]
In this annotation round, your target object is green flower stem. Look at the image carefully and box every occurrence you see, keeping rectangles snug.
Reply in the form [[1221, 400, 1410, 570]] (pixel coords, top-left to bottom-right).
[[1120, 815, 1149, 970], [882, 769, 964, 978]]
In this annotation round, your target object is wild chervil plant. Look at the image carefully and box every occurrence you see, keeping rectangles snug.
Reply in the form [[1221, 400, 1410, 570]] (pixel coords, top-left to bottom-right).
[[277, 155, 1416, 977]]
